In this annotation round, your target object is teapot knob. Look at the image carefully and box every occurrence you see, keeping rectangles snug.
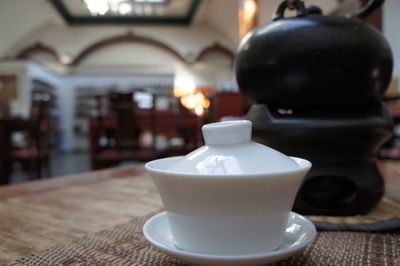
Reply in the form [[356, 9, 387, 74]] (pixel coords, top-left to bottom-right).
[[202, 120, 252, 146], [273, 0, 307, 21]]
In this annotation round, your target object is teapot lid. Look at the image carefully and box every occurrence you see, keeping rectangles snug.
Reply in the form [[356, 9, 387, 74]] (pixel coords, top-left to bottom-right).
[[168, 120, 299, 175]]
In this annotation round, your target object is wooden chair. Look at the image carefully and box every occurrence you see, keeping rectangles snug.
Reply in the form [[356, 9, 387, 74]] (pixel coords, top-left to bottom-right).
[[5, 99, 51, 181], [91, 91, 159, 170]]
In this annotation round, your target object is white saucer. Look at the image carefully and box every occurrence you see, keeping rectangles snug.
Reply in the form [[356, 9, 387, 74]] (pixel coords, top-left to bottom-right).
[[143, 211, 317, 266]]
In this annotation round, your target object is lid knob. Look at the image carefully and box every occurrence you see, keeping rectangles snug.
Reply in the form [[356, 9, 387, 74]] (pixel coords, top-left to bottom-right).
[[202, 120, 252, 146]]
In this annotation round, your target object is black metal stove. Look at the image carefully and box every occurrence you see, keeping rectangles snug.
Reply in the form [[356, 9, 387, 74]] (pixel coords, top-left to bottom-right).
[[235, 0, 393, 215]]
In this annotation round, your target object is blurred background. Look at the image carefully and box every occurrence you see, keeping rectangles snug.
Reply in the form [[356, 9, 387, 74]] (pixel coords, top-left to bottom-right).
[[0, 0, 399, 184]]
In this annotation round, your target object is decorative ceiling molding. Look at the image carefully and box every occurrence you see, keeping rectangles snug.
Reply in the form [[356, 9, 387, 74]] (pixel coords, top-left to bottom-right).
[[13, 35, 235, 67], [71, 32, 186, 65], [16, 43, 61, 63], [195, 43, 235, 63]]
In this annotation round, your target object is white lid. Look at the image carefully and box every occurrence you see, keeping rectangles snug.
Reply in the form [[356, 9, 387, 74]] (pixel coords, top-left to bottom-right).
[[168, 120, 299, 175]]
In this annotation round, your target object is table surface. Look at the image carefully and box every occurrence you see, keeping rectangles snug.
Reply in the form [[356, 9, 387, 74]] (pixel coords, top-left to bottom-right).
[[0, 160, 399, 264]]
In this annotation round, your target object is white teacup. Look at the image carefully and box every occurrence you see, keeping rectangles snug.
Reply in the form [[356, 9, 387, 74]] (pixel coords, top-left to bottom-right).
[[145, 120, 311, 255]]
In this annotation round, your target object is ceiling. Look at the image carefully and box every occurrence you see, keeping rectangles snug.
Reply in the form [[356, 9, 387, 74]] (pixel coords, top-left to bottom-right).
[[50, 0, 202, 25]]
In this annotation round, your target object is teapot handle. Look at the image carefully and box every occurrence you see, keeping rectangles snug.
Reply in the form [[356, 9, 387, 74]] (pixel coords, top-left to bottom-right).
[[351, 0, 384, 19], [273, 0, 384, 21]]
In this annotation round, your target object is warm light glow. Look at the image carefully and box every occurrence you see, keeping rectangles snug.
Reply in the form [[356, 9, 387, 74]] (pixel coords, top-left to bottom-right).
[[180, 95, 196, 109], [180, 92, 210, 117], [173, 75, 210, 117], [202, 97, 210, 108], [239, 0, 259, 39], [83, 0, 165, 16], [173, 78, 195, 97], [195, 105, 204, 116], [244, 0, 257, 16]]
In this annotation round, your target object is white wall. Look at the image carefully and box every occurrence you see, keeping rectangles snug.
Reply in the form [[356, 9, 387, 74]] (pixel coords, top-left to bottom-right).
[[27, 61, 60, 88], [177, 53, 234, 88], [0, 60, 61, 117], [0, 0, 63, 57], [195, 0, 240, 45], [78, 42, 179, 67], [383, 0, 400, 77]]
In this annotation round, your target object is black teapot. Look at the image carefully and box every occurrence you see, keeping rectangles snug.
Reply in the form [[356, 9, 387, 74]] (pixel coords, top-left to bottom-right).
[[235, 0, 393, 215], [236, 0, 392, 111]]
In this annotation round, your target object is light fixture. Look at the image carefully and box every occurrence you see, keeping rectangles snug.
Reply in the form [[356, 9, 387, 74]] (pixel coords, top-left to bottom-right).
[[173, 78, 195, 98], [119, 2, 133, 15], [173, 78, 211, 117], [82, 0, 166, 16], [238, 0, 259, 39], [180, 92, 210, 117]]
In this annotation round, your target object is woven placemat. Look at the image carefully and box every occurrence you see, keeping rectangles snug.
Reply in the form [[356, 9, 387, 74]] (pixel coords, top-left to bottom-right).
[[11, 211, 400, 266], [308, 197, 400, 231]]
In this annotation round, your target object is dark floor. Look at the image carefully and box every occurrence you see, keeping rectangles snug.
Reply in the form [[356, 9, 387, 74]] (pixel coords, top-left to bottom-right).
[[9, 152, 91, 184], [8, 151, 144, 184]]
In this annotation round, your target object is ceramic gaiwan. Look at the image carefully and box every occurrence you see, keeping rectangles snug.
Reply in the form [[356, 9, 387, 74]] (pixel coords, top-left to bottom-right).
[[145, 120, 311, 255]]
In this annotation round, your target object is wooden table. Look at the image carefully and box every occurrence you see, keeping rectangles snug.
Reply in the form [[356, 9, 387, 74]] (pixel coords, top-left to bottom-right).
[[0, 165, 161, 264], [0, 161, 399, 265]]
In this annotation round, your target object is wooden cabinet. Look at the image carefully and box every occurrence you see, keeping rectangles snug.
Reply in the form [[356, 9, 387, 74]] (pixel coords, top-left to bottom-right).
[[208, 92, 245, 122], [31, 79, 60, 150]]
